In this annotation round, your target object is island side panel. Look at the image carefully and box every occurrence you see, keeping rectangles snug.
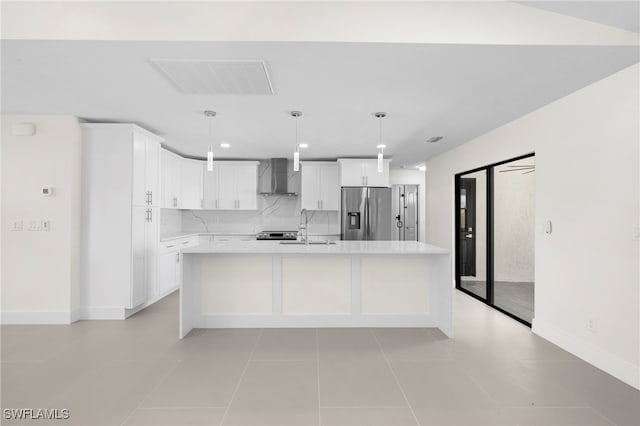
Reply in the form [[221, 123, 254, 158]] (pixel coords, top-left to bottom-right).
[[360, 255, 430, 315], [281, 255, 351, 315], [429, 253, 453, 337], [180, 253, 202, 338], [201, 255, 273, 315]]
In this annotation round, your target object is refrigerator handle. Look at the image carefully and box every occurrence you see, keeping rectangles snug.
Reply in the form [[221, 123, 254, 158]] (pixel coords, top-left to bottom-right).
[[364, 188, 370, 240]]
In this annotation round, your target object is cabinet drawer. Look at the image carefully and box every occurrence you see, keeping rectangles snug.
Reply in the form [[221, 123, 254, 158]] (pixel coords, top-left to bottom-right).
[[160, 236, 199, 253]]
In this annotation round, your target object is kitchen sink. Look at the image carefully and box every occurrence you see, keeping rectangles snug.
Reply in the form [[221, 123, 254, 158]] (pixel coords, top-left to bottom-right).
[[279, 241, 337, 245]]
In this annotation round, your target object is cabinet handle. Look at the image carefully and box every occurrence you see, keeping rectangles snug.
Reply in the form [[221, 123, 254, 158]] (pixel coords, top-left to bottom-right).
[[200, 199, 203, 208], [362, 176, 365, 186], [149, 209, 153, 222], [215, 199, 219, 209], [176, 253, 180, 263], [182, 241, 189, 245], [173, 197, 177, 208], [317, 200, 320, 209], [166, 244, 175, 248], [150, 191, 153, 205], [321, 200, 323, 209]]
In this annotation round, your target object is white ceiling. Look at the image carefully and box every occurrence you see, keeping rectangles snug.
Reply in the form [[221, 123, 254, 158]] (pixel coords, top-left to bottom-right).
[[2, 41, 638, 168], [516, 1, 640, 34]]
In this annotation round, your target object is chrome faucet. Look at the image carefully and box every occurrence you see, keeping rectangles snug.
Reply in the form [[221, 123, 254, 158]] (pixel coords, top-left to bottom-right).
[[299, 208, 309, 245]]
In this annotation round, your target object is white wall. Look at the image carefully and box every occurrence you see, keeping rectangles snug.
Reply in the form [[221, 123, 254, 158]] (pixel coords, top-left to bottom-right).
[[425, 64, 639, 389], [1, 115, 82, 323], [389, 169, 426, 242]]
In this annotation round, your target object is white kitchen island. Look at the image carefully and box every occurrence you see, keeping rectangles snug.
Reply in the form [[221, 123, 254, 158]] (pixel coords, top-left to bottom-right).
[[179, 241, 452, 338]]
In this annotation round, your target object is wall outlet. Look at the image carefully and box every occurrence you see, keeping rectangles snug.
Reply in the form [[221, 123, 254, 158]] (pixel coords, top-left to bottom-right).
[[42, 220, 51, 231], [11, 220, 23, 231], [587, 318, 597, 333], [28, 220, 42, 231]]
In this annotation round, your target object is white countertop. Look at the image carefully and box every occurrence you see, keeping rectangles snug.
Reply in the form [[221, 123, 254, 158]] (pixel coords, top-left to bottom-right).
[[160, 232, 203, 241], [182, 240, 449, 255], [160, 232, 341, 242]]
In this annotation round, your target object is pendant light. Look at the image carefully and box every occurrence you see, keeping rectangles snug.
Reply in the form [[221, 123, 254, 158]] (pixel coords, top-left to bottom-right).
[[205, 110, 216, 171], [291, 111, 302, 171], [375, 112, 386, 173]]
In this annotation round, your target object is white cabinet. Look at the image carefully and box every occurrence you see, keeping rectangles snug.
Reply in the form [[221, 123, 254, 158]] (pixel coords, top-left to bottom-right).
[[158, 250, 180, 296], [133, 130, 161, 207], [161, 149, 182, 208], [301, 162, 340, 211], [338, 159, 390, 187], [158, 236, 198, 295], [180, 158, 204, 210], [203, 161, 259, 210], [81, 124, 163, 311]]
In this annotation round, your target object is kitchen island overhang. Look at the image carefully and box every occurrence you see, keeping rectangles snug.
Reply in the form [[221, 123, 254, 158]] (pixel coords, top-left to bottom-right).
[[179, 241, 452, 339]]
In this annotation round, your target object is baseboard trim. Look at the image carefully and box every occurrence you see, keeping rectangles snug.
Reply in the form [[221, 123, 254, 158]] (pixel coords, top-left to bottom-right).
[[124, 287, 178, 318], [199, 314, 437, 329], [532, 318, 640, 390], [79, 306, 126, 320], [70, 308, 81, 323], [0, 310, 76, 324]]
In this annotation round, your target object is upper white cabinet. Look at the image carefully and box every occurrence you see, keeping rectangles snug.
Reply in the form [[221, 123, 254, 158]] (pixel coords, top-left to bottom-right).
[[337, 159, 390, 187], [161, 149, 182, 208], [180, 158, 204, 210], [203, 161, 259, 210], [161, 151, 203, 210], [132, 130, 161, 207], [301, 162, 340, 211], [81, 124, 163, 310]]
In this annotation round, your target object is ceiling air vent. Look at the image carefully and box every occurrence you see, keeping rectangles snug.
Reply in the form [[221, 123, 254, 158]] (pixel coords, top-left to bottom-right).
[[426, 136, 444, 143], [149, 59, 274, 95]]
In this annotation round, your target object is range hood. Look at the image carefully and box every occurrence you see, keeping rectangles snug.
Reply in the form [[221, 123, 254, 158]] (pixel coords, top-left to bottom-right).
[[259, 158, 298, 196]]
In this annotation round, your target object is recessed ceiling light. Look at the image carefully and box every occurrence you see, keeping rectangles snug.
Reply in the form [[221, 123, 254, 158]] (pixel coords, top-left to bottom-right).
[[426, 136, 444, 143], [417, 165, 427, 172], [377, 144, 386, 149], [220, 142, 230, 148], [298, 143, 309, 149]]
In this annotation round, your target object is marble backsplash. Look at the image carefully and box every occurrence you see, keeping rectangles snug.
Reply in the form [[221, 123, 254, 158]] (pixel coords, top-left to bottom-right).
[[181, 195, 339, 235]]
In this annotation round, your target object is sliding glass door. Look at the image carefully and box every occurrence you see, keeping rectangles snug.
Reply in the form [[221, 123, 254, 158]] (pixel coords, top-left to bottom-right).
[[457, 170, 487, 300], [455, 153, 535, 326]]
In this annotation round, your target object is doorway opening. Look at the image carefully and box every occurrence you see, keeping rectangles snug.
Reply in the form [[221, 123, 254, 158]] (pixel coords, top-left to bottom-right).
[[455, 153, 535, 326], [392, 184, 419, 241]]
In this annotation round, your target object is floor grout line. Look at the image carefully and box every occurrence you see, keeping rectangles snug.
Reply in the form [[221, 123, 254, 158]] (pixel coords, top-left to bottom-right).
[[369, 329, 421, 426], [135, 406, 229, 410], [217, 328, 264, 426], [119, 359, 182, 426]]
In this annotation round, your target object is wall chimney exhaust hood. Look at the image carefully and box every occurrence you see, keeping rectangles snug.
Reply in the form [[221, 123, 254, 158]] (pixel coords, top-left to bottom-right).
[[259, 158, 298, 196]]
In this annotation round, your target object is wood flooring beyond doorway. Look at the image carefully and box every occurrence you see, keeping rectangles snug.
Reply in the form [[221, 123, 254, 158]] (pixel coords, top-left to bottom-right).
[[1, 291, 638, 425]]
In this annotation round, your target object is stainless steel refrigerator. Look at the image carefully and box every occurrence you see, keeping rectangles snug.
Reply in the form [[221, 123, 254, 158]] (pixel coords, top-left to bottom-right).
[[341, 187, 392, 240]]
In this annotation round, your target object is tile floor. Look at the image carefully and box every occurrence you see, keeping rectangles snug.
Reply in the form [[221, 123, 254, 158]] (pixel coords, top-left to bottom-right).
[[460, 281, 535, 323], [1, 290, 639, 426]]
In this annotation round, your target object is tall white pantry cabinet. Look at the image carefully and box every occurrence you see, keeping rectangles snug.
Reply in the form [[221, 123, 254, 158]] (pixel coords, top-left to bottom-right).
[[81, 124, 162, 317]]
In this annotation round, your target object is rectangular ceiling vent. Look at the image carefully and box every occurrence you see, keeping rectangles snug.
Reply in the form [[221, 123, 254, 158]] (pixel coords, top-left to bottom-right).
[[149, 59, 274, 95]]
